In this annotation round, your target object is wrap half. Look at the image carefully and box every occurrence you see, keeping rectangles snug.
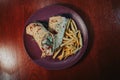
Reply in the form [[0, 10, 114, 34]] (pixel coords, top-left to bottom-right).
[[49, 16, 68, 50], [26, 22, 54, 57]]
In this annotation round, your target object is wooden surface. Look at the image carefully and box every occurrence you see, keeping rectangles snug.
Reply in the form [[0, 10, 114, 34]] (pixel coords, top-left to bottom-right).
[[0, 0, 120, 80]]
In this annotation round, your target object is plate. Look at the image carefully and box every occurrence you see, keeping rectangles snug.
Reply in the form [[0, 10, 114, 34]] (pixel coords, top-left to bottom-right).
[[23, 5, 88, 70]]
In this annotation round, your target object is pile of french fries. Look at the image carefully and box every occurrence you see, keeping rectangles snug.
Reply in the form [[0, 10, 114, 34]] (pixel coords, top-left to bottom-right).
[[53, 19, 83, 60]]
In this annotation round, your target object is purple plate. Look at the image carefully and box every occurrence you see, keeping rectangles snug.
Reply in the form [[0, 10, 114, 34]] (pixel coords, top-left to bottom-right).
[[23, 5, 88, 70]]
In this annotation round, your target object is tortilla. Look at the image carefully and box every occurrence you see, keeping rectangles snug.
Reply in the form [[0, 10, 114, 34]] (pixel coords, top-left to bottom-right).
[[26, 22, 54, 57]]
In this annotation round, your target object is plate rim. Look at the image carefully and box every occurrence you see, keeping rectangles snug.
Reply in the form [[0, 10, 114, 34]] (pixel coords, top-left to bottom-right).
[[23, 4, 88, 70]]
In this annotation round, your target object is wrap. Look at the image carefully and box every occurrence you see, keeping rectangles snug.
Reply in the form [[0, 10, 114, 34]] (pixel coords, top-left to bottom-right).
[[26, 22, 54, 57], [49, 16, 68, 50]]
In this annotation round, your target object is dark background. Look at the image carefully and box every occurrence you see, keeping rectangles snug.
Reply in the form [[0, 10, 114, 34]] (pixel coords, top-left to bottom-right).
[[0, 0, 120, 80]]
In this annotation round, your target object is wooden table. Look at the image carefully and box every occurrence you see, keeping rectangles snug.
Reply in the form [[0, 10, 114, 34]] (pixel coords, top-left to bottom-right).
[[0, 0, 120, 80]]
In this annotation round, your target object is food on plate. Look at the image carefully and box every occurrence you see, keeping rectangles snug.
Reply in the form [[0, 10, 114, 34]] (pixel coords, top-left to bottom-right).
[[53, 18, 83, 60], [49, 16, 68, 50], [26, 16, 83, 60], [26, 22, 54, 57]]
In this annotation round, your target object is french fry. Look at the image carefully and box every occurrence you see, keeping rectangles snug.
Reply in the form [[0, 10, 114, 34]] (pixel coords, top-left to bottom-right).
[[71, 22, 76, 32], [65, 32, 74, 39], [68, 29, 74, 34], [68, 28, 71, 33], [58, 48, 65, 60], [64, 50, 71, 59], [75, 31, 79, 48], [60, 39, 73, 47], [66, 45, 71, 48], [66, 19, 71, 29], [53, 47, 62, 59], [53, 19, 83, 60], [63, 37, 71, 41], [72, 48, 80, 54], [71, 19, 77, 31], [78, 30, 83, 48], [68, 29, 78, 40], [76, 38, 79, 48]]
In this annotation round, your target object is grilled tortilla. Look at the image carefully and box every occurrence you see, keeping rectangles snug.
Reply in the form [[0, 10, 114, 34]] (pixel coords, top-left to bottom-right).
[[49, 16, 68, 50], [26, 22, 54, 57]]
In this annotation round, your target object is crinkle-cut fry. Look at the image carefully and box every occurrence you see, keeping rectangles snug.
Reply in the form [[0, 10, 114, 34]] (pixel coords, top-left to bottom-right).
[[71, 19, 77, 31], [58, 48, 65, 60], [53, 47, 62, 59]]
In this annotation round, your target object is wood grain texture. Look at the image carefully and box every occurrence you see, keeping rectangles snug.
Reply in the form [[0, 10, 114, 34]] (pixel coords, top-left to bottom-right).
[[0, 0, 120, 80]]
